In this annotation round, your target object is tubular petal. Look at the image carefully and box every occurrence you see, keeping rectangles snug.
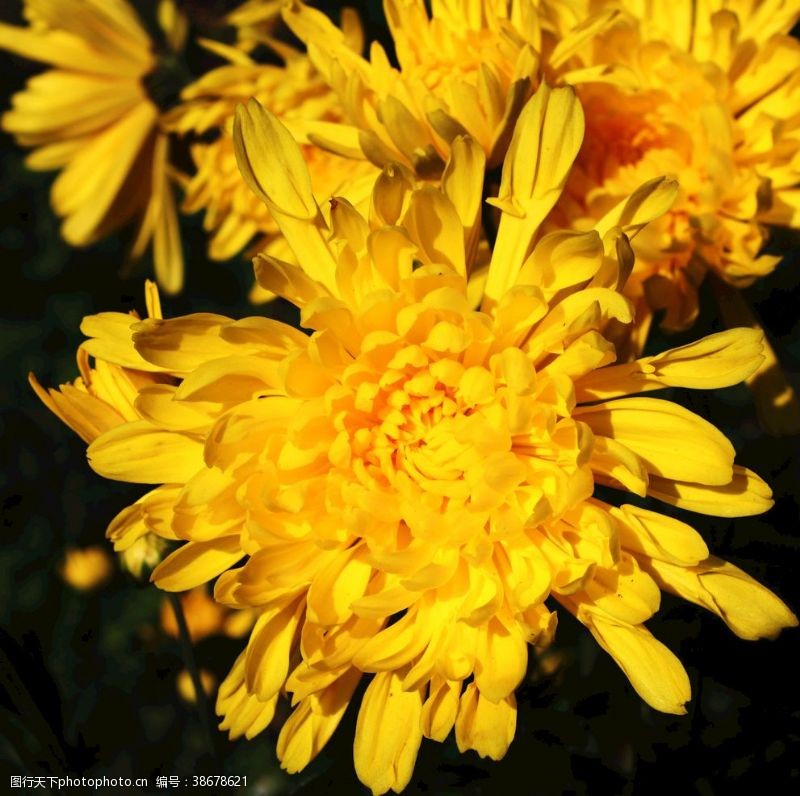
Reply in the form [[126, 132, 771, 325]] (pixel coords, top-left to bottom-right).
[[579, 606, 691, 715], [454, 683, 516, 760], [576, 398, 735, 486], [645, 556, 798, 640]]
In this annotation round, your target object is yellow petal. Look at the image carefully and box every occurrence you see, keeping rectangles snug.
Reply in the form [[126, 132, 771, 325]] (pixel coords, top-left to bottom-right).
[[217, 653, 277, 740], [56, 103, 157, 246], [549, 9, 620, 69], [353, 609, 428, 672], [278, 667, 361, 773], [421, 677, 460, 742], [233, 99, 338, 292], [378, 95, 440, 174], [404, 186, 466, 276], [246, 600, 304, 699], [88, 421, 204, 484], [473, 617, 528, 702], [588, 436, 649, 497], [575, 397, 735, 486], [454, 683, 516, 760], [611, 504, 709, 566], [442, 135, 486, 268], [151, 536, 242, 592], [484, 84, 584, 307], [576, 329, 765, 401], [106, 500, 149, 552], [253, 254, 330, 307], [593, 177, 680, 241], [306, 546, 373, 626], [29, 372, 124, 444], [150, 133, 184, 295], [134, 385, 217, 433], [646, 556, 798, 640], [579, 606, 690, 715], [517, 230, 605, 296], [0, 21, 147, 77], [582, 553, 662, 625], [647, 466, 773, 517], [131, 314, 233, 372], [354, 671, 424, 796], [81, 312, 161, 371], [233, 98, 317, 220]]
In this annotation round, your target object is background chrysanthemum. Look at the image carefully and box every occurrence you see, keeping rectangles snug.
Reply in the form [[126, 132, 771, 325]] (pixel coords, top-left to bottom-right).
[[278, 0, 626, 174], [542, 0, 800, 430], [0, 0, 187, 293], [164, 22, 378, 299]]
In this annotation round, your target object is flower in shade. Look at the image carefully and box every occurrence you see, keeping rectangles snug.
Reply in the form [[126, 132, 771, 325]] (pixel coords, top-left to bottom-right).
[[279, 0, 625, 175], [164, 22, 377, 293], [60, 546, 114, 591], [0, 0, 185, 293], [543, 0, 800, 427], [37, 87, 795, 794]]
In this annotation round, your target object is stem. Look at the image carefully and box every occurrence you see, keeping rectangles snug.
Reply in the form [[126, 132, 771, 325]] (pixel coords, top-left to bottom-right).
[[168, 593, 216, 760], [481, 166, 503, 250]]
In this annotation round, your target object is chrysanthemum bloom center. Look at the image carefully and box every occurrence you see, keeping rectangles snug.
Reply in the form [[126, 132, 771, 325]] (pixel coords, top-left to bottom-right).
[[580, 88, 667, 173], [348, 360, 508, 494], [286, 287, 590, 560], [144, 52, 193, 111]]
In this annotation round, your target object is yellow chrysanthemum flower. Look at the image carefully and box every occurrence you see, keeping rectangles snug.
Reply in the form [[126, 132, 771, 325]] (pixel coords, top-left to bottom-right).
[[165, 27, 377, 288], [35, 87, 796, 794], [0, 0, 185, 293], [279, 0, 624, 174], [544, 0, 800, 427]]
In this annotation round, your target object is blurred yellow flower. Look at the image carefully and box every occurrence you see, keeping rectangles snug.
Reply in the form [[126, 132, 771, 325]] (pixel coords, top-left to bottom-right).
[[60, 546, 114, 591], [553, 0, 800, 324], [0, 0, 185, 292], [165, 20, 377, 299], [176, 668, 217, 704], [162, 587, 226, 642], [545, 0, 800, 428], [280, 0, 624, 174], [161, 586, 256, 643], [34, 86, 795, 793]]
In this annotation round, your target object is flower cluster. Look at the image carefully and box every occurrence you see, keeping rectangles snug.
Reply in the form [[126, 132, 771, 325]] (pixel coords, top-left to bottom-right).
[[0, 0, 375, 295], [14, 1, 799, 794]]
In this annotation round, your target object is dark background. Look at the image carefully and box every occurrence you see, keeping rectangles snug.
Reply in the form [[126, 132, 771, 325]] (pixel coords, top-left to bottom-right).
[[0, 1, 798, 793]]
